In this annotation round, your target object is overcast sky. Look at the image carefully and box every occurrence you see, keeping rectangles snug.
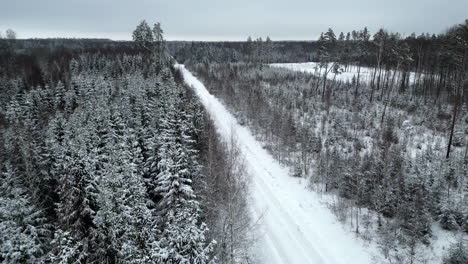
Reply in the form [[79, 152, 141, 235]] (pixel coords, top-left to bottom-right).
[[1, 0, 467, 41]]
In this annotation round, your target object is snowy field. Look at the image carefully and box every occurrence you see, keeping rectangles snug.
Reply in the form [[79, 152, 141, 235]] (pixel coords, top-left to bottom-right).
[[270, 62, 419, 84], [176, 64, 376, 264]]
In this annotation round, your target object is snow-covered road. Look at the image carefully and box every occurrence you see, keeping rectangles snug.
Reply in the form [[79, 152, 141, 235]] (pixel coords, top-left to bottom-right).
[[175, 64, 374, 264]]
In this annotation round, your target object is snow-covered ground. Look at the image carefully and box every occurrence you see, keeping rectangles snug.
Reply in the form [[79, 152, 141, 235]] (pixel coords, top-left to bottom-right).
[[270, 62, 419, 84], [265, 62, 464, 263], [176, 64, 376, 264]]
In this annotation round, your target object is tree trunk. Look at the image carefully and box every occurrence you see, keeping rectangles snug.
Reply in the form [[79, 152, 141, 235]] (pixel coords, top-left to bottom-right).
[[322, 65, 328, 101], [446, 101, 458, 159], [376, 63, 383, 94], [355, 61, 361, 101]]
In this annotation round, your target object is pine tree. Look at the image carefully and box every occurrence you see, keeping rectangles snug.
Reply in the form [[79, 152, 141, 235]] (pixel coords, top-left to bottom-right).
[[157, 203, 214, 264], [132, 20, 168, 71], [153, 22, 167, 66], [264, 36, 273, 63], [155, 110, 195, 210], [443, 240, 468, 264], [132, 20, 154, 52], [0, 163, 50, 263], [153, 96, 214, 263], [53, 146, 100, 262], [94, 111, 162, 263], [48, 230, 84, 263]]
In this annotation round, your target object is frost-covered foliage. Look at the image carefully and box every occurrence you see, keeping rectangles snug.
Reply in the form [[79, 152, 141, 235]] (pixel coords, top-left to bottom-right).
[[157, 202, 214, 264], [0, 32, 221, 262], [0, 164, 49, 263], [132, 20, 170, 70], [443, 240, 468, 264]]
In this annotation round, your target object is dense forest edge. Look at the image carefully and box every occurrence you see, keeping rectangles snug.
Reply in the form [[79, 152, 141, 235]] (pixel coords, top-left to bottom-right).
[[0, 22, 251, 263]]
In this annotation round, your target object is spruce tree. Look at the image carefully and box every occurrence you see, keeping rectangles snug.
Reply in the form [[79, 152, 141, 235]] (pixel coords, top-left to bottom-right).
[[0, 163, 50, 263]]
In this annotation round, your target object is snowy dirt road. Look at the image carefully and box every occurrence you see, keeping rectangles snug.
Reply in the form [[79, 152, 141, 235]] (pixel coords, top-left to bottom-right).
[[175, 64, 374, 264]]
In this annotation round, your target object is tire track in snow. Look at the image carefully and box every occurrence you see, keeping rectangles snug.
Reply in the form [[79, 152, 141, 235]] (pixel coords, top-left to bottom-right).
[[245, 146, 330, 263], [251, 197, 294, 264], [251, 173, 324, 264]]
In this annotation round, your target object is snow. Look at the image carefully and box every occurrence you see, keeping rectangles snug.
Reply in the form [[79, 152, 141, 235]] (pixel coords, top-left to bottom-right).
[[175, 64, 375, 264], [429, 224, 461, 262], [269, 62, 419, 84]]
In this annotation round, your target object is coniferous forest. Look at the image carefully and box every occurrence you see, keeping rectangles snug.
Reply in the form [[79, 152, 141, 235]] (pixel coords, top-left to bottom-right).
[[0, 15, 468, 264], [0, 22, 252, 263]]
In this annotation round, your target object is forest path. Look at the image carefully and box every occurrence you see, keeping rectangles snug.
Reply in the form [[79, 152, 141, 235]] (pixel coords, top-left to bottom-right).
[[175, 64, 374, 264]]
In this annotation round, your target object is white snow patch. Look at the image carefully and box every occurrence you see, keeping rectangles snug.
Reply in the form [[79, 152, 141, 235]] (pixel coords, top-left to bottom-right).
[[270, 62, 420, 84]]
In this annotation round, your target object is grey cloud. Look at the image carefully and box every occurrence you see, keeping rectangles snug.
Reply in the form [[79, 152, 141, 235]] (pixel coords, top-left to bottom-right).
[[1, 0, 467, 40]]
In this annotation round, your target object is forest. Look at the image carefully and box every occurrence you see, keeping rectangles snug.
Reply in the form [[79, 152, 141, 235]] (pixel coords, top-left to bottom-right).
[[0, 23, 251, 263], [0, 17, 467, 264]]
